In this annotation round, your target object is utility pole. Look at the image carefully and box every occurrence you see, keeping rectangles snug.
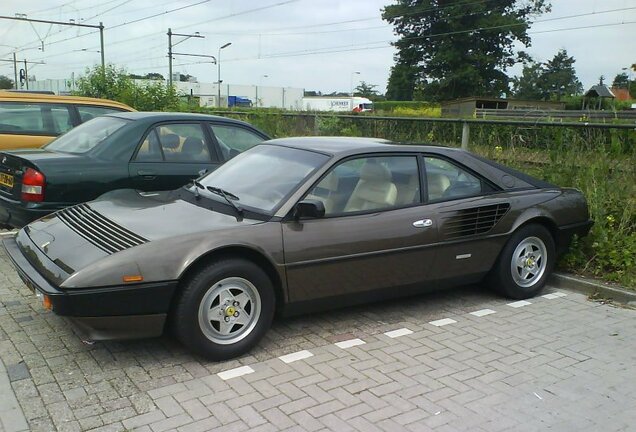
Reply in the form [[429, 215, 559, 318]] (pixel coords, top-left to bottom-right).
[[217, 42, 231, 107], [167, 28, 204, 88], [99, 22, 105, 74], [23, 59, 28, 89], [0, 15, 105, 69], [0, 58, 44, 88], [13, 52, 18, 89]]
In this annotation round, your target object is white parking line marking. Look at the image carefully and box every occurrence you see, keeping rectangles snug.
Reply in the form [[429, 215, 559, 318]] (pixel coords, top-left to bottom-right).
[[470, 309, 496, 317], [384, 328, 413, 338], [335, 338, 366, 349], [278, 350, 314, 364], [217, 365, 254, 380], [552, 292, 568, 297], [429, 318, 457, 327], [542, 293, 560, 300], [0, 230, 18, 237], [507, 300, 532, 308]]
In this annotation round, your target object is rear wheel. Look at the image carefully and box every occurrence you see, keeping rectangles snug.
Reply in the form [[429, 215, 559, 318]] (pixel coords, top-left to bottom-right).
[[173, 259, 275, 360], [490, 224, 555, 299]]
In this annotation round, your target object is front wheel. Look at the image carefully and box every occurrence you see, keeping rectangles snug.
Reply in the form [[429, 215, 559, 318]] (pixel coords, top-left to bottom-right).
[[489, 224, 555, 299], [173, 259, 275, 360]]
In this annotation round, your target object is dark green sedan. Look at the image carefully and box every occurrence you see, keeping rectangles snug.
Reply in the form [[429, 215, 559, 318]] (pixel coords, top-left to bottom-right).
[[0, 112, 269, 228]]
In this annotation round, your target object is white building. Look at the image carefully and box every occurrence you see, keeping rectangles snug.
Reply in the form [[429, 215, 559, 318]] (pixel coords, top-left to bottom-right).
[[29, 77, 304, 110]]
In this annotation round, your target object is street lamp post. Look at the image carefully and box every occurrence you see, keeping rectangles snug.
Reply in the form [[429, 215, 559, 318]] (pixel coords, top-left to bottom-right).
[[350, 71, 360, 97], [217, 42, 232, 107], [256, 75, 268, 107]]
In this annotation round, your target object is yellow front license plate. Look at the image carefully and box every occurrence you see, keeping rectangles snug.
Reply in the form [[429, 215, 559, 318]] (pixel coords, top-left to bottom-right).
[[0, 173, 14, 188]]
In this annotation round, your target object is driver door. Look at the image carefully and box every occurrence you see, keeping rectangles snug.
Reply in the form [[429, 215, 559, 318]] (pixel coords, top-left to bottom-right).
[[282, 154, 439, 303]]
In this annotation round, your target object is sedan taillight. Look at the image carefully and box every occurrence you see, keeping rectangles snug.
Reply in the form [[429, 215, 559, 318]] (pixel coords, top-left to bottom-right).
[[21, 168, 45, 202]]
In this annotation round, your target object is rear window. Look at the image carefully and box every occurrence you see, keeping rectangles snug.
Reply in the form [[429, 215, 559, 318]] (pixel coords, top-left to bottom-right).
[[0, 102, 72, 136], [76, 105, 127, 122], [44, 116, 129, 154]]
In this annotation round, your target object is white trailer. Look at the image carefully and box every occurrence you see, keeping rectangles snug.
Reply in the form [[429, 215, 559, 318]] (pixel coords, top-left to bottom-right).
[[302, 96, 373, 112]]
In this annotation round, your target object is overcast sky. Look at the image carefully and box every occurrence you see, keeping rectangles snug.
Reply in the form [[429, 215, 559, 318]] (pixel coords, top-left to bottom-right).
[[1, 0, 634, 94]]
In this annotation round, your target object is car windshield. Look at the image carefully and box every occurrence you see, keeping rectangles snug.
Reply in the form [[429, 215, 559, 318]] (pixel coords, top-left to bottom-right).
[[44, 116, 129, 154], [196, 144, 329, 214]]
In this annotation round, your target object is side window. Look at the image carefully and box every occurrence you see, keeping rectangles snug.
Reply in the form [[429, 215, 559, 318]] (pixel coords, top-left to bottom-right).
[[306, 155, 420, 216], [209, 124, 264, 160], [0, 102, 71, 135], [50, 106, 74, 133], [135, 129, 163, 162], [135, 123, 215, 163], [424, 157, 484, 201], [76, 105, 125, 123]]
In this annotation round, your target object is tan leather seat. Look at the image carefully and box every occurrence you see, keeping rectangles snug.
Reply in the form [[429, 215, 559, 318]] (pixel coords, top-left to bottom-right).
[[344, 162, 397, 212], [395, 173, 420, 206], [427, 173, 450, 200]]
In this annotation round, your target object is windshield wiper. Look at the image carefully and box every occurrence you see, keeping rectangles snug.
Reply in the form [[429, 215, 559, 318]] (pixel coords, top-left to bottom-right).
[[190, 180, 205, 200], [206, 186, 243, 217]]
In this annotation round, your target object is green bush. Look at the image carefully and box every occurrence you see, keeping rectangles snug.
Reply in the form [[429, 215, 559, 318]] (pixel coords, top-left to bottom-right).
[[75, 64, 180, 111]]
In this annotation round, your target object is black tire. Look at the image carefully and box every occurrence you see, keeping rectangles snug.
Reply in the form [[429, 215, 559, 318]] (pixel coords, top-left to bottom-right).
[[489, 223, 556, 299], [173, 259, 275, 360]]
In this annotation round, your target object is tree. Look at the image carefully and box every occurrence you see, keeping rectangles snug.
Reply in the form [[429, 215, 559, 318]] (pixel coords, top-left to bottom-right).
[[354, 81, 379, 98], [76, 65, 180, 111], [0, 75, 13, 89], [612, 73, 629, 88], [383, 0, 550, 101], [511, 61, 546, 100], [386, 62, 418, 100], [511, 50, 582, 100], [540, 49, 583, 100]]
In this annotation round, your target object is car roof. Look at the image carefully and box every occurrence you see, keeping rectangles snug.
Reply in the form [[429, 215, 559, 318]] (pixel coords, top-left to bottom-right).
[[107, 111, 254, 125], [0, 91, 134, 111], [265, 136, 464, 157]]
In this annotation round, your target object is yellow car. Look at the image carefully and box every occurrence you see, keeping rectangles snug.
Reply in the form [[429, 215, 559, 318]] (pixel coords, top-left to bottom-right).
[[0, 91, 134, 150]]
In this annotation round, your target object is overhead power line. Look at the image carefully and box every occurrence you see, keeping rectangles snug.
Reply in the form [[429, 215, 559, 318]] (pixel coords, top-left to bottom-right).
[[223, 20, 636, 62]]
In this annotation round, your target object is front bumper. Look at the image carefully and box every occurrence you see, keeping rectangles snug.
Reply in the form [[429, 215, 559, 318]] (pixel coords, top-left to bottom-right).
[[2, 235, 178, 340]]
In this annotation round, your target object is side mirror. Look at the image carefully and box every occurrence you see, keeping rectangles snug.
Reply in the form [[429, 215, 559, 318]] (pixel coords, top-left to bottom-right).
[[294, 199, 325, 220]]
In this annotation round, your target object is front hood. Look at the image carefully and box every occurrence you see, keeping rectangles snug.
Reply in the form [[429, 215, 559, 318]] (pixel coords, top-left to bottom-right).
[[86, 188, 263, 240], [24, 188, 264, 279]]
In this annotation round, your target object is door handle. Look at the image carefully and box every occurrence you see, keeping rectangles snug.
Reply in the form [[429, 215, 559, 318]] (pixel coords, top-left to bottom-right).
[[137, 170, 156, 180], [413, 219, 433, 228]]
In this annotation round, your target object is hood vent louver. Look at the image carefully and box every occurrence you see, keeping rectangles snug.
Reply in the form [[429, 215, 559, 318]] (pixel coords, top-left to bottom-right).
[[56, 204, 148, 254], [443, 203, 510, 239]]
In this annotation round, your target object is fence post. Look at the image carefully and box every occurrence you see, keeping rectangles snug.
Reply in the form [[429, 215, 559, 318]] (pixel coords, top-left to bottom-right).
[[461, 121, 470, 149]]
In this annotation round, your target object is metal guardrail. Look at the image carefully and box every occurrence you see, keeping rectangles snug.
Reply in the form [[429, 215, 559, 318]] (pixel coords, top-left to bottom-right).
[[204, 110, 636, 149], [475, 108, 636, 120]]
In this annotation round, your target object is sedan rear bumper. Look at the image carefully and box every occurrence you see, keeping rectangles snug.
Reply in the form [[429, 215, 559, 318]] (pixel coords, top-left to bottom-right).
[[2, 235, 178, 340], [0, 196, 55, 228]]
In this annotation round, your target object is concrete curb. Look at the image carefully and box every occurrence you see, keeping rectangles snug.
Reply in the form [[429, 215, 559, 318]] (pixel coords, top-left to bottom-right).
[[549, 272, 636, 306]]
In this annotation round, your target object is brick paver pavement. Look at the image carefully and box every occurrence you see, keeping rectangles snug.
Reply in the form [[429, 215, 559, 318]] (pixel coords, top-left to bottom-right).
[[1, 245, 634, 432]]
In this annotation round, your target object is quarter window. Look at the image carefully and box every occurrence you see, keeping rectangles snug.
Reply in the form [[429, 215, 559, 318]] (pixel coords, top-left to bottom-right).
[[424, 157, 485, 201], [306, 155, 420, 216], [209, 124, 265, 160], [76, 105, 126, 123]]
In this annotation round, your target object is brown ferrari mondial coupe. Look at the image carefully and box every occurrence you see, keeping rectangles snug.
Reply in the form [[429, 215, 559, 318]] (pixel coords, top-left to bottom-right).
[[3, 137, 592, 360]]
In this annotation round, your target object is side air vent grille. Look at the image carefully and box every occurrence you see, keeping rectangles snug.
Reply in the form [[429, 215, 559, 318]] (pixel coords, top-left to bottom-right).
[[56, 204, 148, 254], [443, 203, 510, 239]]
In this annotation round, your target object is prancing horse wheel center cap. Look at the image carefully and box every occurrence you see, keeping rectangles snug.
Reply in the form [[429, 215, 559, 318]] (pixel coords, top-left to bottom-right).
[[225, 306, 236, 317]]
